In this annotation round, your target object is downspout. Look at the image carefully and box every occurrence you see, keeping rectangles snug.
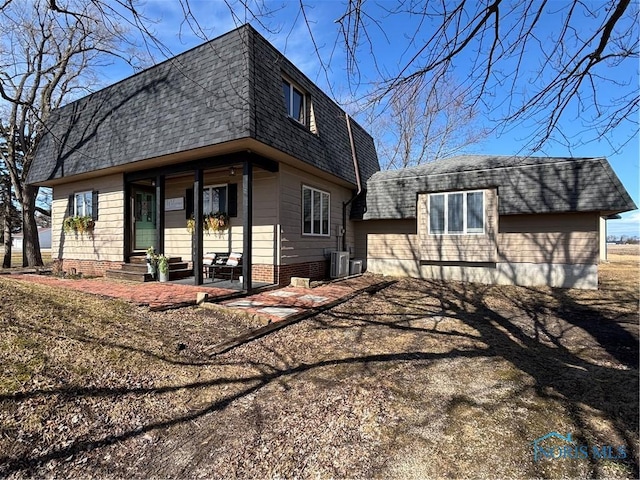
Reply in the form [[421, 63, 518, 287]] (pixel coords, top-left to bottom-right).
[[342, 113, 362, 252]]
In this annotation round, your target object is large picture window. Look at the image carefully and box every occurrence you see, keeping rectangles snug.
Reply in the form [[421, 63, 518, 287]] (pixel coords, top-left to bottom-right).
[[204, 185, 227, 214], [303, 185, 329, 236], [282, 79, 305, 124], [74, 191, 93, 217], [429, 190, 484, 234]]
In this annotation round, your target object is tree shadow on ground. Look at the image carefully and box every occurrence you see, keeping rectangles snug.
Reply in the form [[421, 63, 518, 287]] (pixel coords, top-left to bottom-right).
[[0, 278, 637, 478]]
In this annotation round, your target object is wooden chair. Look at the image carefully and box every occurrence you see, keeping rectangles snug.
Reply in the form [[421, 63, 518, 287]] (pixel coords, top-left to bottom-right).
[[205, 252, 242, 282]]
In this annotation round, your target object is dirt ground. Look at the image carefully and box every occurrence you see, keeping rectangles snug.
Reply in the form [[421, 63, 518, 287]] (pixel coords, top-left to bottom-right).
[[0, 250, 638, 479]]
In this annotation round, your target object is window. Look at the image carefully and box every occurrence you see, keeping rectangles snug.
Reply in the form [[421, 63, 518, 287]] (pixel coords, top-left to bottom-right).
[[74, 191, 93, 217], [303, 186, 329, 236], [203, 185, 227, 214], [429, 190, 484, 234], [282, 79, 305, 124]]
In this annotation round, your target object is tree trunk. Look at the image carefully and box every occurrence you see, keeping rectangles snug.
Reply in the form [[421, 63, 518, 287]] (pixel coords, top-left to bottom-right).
[[2, 207, 11, 268], [21, 184, 43, 267]]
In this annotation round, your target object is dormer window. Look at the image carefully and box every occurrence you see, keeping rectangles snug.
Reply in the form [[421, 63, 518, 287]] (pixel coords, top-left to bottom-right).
[[282, 79, 305, 124]]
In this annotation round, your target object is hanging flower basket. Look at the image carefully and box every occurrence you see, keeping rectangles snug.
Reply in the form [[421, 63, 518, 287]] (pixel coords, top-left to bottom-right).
[[63, 216, 95, 235], [186, 216, 196, 235], [186, 212, 230, 235], [209, 211, 230, 232]]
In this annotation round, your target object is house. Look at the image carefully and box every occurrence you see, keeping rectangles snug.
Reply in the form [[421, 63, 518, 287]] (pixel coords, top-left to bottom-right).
[[11, 228, 52, 251], [352, 155, 636, 289], [27, 24, 379, 289], [28, 25, 635, 290]]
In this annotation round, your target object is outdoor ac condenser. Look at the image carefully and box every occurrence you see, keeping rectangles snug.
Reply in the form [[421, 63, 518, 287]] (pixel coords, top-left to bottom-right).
[[330, 251, 350, 279]]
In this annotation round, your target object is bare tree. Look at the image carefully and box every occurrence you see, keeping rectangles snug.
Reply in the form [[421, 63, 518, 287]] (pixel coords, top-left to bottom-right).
[[372, 77, 489, 169], [0, 0, 148, 266], [334, 0, 639, 153], [0, 169, 19, 268]]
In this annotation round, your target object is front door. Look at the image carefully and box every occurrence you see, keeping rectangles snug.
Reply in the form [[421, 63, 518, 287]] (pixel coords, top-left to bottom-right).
[[133, 188, 157, 251]]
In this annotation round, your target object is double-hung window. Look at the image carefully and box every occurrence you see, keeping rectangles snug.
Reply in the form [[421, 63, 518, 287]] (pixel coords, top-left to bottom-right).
[[203, 185, 227, 214], [282, 79, 305, 124], [429, 190, 484, 234], [303, 185, 329, 236], [74, 191, 93, 217]]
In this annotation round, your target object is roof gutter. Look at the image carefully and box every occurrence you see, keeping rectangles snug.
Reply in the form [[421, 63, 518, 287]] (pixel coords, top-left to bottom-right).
[[342, 113, 362, 252]]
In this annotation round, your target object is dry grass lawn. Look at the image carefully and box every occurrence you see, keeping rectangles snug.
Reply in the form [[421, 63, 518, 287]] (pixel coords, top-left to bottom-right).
[[0, 248, 638, 478]]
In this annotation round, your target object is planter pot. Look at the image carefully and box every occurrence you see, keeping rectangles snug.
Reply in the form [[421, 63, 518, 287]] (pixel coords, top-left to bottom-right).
[[158, 270, 169, 282], [146, 261, 156, 277]]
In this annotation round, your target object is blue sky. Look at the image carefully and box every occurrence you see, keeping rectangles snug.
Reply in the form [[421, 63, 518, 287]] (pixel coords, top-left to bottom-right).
[[105, 0, 639, 237]]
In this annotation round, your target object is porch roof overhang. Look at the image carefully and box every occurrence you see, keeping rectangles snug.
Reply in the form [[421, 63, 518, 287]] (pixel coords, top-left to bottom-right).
[[31, 136, 357, 190], [124, 150, 277, 182], [28, 138, 272, 187]]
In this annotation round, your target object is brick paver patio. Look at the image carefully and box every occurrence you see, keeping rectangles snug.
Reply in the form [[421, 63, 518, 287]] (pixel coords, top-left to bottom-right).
[[5, 274, 235, 309], [4, 273, 387, 321], [218, 275, 386, 323]]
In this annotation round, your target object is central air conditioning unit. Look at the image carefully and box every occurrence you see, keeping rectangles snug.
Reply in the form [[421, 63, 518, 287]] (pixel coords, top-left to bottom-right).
[[330, 251, 350, 279]]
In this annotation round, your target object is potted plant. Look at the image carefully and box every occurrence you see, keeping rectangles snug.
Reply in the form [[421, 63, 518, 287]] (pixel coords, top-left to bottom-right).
[[157, 254, 169, 282], [209, 211, 230, 232], [146, 246, 157, 278], [63, 215, 95, 236]]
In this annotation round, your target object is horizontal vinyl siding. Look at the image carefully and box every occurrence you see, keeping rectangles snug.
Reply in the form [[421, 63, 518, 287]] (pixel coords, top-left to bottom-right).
[[163, 170, 277, 264], [279, 164, 355, 265], [164, 175, 196, 261], [498, 213, 599, 264], [357, 219, 419, 261], [367, 234, 420, 260], [52, 174, 124, 262], [419, 188, 498, 263], [498, 212, 598, 233]]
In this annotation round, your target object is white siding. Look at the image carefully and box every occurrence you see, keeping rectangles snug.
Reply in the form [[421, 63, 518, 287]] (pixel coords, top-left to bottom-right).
[[163, 170, 278, 264], [52, 174, 124, 262]]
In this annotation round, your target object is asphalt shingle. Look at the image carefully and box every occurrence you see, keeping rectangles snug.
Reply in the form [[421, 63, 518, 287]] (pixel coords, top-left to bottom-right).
[[355, 155, 636, 219], [28, 25, 380, 187]]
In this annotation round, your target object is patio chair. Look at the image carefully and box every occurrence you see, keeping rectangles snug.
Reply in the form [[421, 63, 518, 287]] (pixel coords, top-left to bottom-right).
[[206, 252, 243, 282]]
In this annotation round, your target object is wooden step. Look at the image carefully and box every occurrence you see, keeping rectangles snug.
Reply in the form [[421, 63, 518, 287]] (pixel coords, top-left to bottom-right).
[[169, 268, 193, 280], [105, 269, 154, 282], [129, 255, 183, 265], [122, 261, 187, 273], [121, 263, 151, 273], [168, 262, 189, 271]]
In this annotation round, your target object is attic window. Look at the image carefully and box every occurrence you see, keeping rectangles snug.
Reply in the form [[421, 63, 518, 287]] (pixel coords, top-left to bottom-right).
[[282, 79, 305, 124]]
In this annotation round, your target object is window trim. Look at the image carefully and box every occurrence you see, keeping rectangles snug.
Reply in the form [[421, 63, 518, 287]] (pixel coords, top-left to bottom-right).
[[203, 184, 228, 214], [302, 185, 330, 237], [74, 190, 93, 217], [428, 190, 485, 235], [282, 78, 306, 125]]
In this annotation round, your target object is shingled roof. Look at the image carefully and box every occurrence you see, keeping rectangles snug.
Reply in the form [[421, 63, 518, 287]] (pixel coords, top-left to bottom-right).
[[28, 24, 379, 186], [356, 155, 636, 220]]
